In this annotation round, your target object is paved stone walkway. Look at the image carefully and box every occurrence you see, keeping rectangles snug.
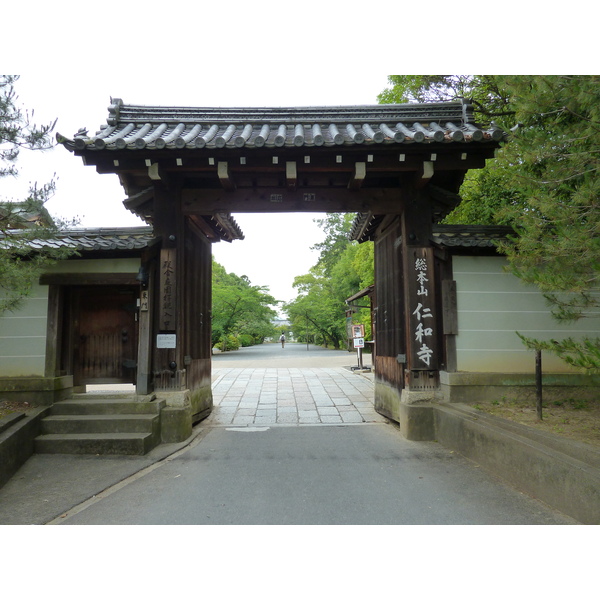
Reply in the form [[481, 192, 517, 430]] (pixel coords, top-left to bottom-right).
[[207, 367, 386, 427]]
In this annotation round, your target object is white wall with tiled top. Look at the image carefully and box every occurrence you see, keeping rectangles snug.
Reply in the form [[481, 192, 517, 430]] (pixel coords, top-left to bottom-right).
[[453, 255, 600, 373]]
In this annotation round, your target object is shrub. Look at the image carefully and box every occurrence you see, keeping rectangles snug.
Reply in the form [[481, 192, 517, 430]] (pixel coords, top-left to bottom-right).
[[239, 334, 254, 347], [218, 334, 240, 352]]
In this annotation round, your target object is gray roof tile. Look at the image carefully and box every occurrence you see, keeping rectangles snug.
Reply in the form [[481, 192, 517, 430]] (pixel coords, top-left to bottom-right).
[[58, 99, 505, 153], [350, 216, 513, 250], [3, 219, 245, 252], [24, 227, 156, 251]]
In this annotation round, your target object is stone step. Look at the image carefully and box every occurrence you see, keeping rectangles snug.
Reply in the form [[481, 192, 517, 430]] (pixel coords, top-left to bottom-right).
[[51, 398, 165, 416], [33, 396, 167, 455], [40, 414, 158, 435], [34, 432, 156, 455]]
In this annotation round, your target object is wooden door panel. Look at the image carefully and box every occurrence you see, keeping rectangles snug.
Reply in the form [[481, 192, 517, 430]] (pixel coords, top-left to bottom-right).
[[74, 287, 137, 385]]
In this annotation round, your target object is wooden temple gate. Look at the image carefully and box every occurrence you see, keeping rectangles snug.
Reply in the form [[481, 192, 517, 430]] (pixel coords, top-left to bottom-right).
[[59, 100, 503, 436]]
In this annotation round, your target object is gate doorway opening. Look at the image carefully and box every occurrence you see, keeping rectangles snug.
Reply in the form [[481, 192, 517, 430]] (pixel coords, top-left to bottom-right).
[[212, 212, 330, 320]]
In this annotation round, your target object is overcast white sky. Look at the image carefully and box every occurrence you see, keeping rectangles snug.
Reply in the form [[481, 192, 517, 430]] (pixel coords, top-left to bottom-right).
[[4, 3, 593, 313], [2, 73, 392, 310]]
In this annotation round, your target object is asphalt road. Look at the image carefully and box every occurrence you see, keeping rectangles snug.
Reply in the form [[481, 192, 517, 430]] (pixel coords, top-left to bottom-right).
[[50, 343, 575, 525], [57, 421, 575, 525]]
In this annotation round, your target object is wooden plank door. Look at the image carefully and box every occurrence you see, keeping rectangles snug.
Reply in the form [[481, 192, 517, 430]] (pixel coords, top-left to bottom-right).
[[73, 287, 138, 385]]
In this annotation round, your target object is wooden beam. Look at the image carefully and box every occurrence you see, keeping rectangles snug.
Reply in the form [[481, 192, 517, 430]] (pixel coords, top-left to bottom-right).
[[188, 215, 221, 242], [123, 186, 154, 213], [351, 211, 376, 241], [218, 161, 236, 191], [212, 213, 245, 241], [148, 162, 164, 181], [414, 161, 434, 188], [286, 161, 297, 189], [442, 280, 458, 335], [89, 147, 493, 177], [348, 162, 366, 190], [182, 187, 406, 214]]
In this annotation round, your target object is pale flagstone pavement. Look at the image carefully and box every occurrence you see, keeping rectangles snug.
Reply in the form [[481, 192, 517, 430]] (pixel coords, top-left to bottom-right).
[[207, 367, 386, 427]]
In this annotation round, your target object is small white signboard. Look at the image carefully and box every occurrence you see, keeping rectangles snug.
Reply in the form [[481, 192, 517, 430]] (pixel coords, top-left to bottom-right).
[[353, 337, 365, 349], [157, 334, 177, 348]]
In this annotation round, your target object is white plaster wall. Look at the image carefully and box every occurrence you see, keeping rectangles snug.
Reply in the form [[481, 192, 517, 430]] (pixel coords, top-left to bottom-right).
[[453, 255, 600, 373], [0, 282, 48, 376]]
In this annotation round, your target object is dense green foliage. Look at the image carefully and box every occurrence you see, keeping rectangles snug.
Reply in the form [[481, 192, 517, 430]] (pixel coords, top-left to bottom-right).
[[378, 75, 513, 120], [212, 259, 278, 350], [379, 75, 525, 226], [495, 76, 600, 371], [284, 214, 373, 349], [0, 75, 74, 314], [380, 75, 600, 372]]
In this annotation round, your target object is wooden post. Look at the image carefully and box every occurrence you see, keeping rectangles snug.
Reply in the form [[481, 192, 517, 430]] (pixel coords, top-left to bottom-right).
[[136, 272, 153, 396], [536, 349, 543, 421], [400, 189, 440, 394], [44, 285, 62, 377], [152, 183, 182, 385]]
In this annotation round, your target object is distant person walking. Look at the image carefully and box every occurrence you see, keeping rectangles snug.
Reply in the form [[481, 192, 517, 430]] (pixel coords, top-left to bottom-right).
[[279, 334, 285, 348]]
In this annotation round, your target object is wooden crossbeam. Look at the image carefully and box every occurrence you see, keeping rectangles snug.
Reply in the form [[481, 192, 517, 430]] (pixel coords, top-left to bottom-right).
[[286, 161, 297, 189], [348, 162, 366, 190], [414, 161, 434, 188], [218, 161, 236, 191], [148, 162, 164, 181]]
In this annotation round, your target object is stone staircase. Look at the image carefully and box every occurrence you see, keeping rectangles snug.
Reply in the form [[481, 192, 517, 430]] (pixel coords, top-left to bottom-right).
[[34, 394, 166, 455]]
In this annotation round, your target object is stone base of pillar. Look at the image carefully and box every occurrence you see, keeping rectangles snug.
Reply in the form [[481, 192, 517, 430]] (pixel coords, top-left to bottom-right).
[[189, 384, 213, 424], [397, 402, 435, 441], [374, 378, 436, 441], [400, 388, 437, 405], [160, 405, 192, 443], [155, 390, 192, 443], [155, 385, 213, 442]]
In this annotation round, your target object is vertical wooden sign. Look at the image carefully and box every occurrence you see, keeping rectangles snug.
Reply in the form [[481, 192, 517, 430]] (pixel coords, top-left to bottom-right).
[[159, 248, 177, 331], [407, 247, 438, 370]]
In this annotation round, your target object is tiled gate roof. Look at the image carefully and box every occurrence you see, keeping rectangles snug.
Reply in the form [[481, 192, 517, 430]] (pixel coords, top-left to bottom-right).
[[58, 99, 505, 152]]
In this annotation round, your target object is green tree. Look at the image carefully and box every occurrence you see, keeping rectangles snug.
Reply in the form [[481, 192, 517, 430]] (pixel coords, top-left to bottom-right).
[[494, 75, 600, 372], [212, 259, 278, 349], [379, 75, 523, 226], [311, 213, 356, 274], [379, 74, 600, 372], [378, 75, 513, 119], [0, 75, 73, 314], [285, 214, 375, 348], [285, 266, 348, 349], [443, 166, 525, 226]]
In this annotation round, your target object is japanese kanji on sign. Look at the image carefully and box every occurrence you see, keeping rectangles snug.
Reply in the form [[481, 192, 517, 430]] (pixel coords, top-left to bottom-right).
[[407, 248, 437, 370]]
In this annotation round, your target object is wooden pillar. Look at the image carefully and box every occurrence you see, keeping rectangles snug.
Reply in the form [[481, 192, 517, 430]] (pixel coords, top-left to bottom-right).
[[401, 188, 440, 397], [152, 181, 185, 390], [149, 181, 213, 426], [182, 217, 213, 421], [372, 214, 405, 422], [44, 285, 63, 378], [136, 256, 153, 395]]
